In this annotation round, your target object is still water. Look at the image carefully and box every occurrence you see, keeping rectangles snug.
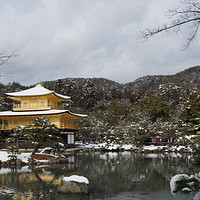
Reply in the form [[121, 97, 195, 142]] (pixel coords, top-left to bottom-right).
[[0, 152, 196, 200]]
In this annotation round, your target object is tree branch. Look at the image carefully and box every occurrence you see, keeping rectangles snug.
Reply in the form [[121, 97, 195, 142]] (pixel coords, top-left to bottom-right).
[[139, 0, 200, 49], [0, 51, 18, 78], [0, 51, 18, 66]]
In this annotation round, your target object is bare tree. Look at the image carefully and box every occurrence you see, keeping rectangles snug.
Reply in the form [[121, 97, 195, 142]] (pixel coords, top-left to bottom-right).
[[0, 51, 17, 78], [139, 0, 200, 49], [0, 51, 17, 66]]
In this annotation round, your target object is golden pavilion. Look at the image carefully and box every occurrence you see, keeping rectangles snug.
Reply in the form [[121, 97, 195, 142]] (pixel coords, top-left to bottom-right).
[[0, 83, 86, 145]]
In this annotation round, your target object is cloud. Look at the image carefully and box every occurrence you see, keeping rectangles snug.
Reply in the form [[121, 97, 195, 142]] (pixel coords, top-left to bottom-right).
[[0, 0, 199, 85]]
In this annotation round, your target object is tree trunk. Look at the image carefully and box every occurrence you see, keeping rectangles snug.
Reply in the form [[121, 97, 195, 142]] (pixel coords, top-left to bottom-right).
[[32, 145, 40, 155]]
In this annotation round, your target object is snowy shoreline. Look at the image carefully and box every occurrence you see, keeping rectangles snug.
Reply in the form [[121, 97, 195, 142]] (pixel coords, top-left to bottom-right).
[[0, 144, 192, 166], [77, 143, 192, 153]]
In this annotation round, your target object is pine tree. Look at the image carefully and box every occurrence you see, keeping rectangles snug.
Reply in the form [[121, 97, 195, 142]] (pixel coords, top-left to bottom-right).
[[82, 79, 97, 111], [54, 79, 63, 94], [13, 117, 59, 155], [62, 78, 77, 96], [179, 91, 200, 135]]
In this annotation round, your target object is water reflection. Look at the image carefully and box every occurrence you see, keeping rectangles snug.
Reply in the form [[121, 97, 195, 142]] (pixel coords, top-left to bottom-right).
[[75, 152, 192, 200], [0, 163, 75, 200], [0, 152, 194, 200]]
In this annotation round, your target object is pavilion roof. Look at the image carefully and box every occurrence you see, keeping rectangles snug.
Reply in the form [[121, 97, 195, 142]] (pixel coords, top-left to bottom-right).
[[6, 84, 70, 100], [0, 109, 87, 118]]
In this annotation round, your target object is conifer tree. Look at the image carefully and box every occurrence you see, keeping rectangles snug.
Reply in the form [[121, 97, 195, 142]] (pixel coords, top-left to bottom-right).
[[179, 90, 200, 135], [13, 117, 59, 155], [83, 79, 97, 111]]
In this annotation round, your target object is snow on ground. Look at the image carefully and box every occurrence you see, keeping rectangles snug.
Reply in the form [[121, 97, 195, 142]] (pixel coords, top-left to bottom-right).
[[17, 152, 31, 163], [0, 143, 193, 171], [0, 150, 57, 164], [0, 151, 9, 162], [63, 175, 89, 184], [122, 144, 136, 150], [143, 145, 167, 151], [78, 142, 138, 151], [76, 142, 192, 152], [0, 151, 31, 163]]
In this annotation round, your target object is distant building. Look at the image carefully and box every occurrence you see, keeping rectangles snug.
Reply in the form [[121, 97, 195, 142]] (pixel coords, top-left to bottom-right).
[[0, 83, 86, 145]]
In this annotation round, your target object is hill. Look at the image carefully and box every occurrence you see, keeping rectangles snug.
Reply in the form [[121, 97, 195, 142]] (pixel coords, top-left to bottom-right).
[[1, 65, 200, 143], [41, 66, 200, 105], [1, 65, 200, 110], [125, 65, 200, 102]]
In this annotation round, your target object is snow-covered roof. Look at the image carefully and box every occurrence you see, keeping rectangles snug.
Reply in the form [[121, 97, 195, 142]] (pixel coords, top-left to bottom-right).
[[54, 93, 70, 100], [0, 109, 87, 118], [6, 84, 70, 100]]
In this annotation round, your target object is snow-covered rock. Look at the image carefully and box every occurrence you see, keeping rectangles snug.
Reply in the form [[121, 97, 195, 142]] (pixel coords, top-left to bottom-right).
[[63, 175, 89, 184], [170, 173, 200, 195], [170, 174, 190, 194], [58, 175, 89, 194]]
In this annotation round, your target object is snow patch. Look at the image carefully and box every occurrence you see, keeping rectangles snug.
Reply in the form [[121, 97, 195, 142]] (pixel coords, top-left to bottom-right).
[[170, 174, 189, 194], [182, 187, 192, 192], [0, 188, 14, 195], [63, 175, 89, 184], [40, 147, 52, 154]]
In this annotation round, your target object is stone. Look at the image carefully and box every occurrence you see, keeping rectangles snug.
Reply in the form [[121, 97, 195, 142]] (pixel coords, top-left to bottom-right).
[[58, 181, 89, 194], [57, 175, 89, 195]]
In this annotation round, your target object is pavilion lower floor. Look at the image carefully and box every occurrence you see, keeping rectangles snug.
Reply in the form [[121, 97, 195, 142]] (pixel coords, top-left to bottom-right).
[[0, 117, 80, 130], [0, 129, 78, 149]]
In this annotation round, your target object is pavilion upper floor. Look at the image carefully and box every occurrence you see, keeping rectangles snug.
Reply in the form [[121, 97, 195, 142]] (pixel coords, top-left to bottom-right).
[[6, 84, 71, 112]]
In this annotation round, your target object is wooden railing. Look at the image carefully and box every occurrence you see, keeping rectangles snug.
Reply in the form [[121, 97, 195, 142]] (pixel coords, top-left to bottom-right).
[[0, 123, 80, 130], [60, 122, 80, 130], [13, 103, 62, 111]]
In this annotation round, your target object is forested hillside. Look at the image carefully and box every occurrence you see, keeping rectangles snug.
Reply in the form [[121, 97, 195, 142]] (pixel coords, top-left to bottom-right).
[[1, 65, 200, 144]]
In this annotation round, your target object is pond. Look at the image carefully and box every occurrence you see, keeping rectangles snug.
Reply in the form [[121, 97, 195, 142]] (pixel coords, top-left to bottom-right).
[[0, 151, 196, 200]]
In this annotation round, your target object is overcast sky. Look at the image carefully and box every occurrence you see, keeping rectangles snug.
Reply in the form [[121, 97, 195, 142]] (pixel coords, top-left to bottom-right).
[[0, 0, 200, 86]]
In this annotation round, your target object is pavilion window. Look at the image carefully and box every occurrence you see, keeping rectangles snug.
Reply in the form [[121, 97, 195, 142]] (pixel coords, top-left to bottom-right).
[[3, 120, 8, 128], [41, 102, 45, 107], [23, 102, 28, 108]]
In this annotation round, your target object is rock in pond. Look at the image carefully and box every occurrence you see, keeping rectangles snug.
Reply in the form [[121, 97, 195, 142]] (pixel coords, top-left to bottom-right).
[[47, 156, 69, 164], [58, 175, 89, 195]]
